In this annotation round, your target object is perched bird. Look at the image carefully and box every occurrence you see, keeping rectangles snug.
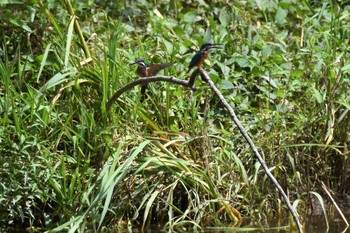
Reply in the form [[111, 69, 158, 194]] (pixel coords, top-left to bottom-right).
[[129, 58, 172, 101], [188, 42, 221, 72]]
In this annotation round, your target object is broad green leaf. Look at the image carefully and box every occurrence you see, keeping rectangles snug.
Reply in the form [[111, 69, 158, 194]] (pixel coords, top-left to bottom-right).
[[183, 12, 198, 23], [262, 76, 278, 88], [275, 7, 287, 25], [337, 100, 350, 110], [236, 57, 249, 68], [340, 62, 350, 73], [255, 0, 268, 10], [163, 39, 174, 54], [219, 8, 229, 27], [220, 80, 235, 90], [262, 45, 272, 58], [9, 18, 32, 32], [311, 87, 323, 104]]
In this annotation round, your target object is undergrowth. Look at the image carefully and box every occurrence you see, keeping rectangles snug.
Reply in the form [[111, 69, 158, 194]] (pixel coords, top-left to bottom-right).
[[0, 0, 349, 231]]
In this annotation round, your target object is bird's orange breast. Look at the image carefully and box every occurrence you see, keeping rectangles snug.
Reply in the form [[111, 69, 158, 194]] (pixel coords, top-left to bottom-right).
[[137, 67, 148, 77], [197, 50, 209, 67]]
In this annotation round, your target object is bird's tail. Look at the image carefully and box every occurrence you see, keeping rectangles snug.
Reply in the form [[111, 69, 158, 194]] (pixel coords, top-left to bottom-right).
[[140, 84, 148, 102]]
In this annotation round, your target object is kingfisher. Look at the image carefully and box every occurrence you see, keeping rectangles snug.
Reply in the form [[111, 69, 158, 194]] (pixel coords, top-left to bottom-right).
[[188, 42, 221, 72], [129, 58, 172, 101]]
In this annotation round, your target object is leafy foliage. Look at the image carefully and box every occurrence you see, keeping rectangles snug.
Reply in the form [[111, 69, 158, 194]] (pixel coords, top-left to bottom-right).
[[1, 0, 350, 231]]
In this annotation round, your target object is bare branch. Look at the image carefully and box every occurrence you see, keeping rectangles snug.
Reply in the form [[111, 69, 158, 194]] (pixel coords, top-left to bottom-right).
[[106, 76, 197, 111], [197, 68, 304, 233]]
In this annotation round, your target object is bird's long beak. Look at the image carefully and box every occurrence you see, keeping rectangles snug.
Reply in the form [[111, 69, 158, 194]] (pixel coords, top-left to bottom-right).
[[129, 61, 137, 65], [209, 44, 223, 49]]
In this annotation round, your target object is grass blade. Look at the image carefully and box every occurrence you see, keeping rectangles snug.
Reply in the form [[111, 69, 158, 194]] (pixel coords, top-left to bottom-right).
[[310, 191, 329, 229], [142, 190, 160, 231], [37, 43, 52, 82], [64, 15, 75, 70]]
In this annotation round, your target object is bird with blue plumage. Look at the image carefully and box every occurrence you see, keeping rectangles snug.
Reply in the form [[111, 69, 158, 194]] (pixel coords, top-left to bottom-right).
[[188, 42, 222, 72]]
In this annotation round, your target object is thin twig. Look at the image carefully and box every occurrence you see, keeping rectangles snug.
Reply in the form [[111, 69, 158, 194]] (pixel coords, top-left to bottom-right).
[[321, 182, 349, 226], [106, 76, 197, 111], [197, 68, 304, 233]]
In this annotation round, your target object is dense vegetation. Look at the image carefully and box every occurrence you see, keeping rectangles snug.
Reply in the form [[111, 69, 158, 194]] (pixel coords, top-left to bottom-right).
[[1, 0, 349, 231]]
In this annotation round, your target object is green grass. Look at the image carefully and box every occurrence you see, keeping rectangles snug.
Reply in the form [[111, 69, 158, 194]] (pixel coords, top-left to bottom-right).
[[1, 0, 350, 231]]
